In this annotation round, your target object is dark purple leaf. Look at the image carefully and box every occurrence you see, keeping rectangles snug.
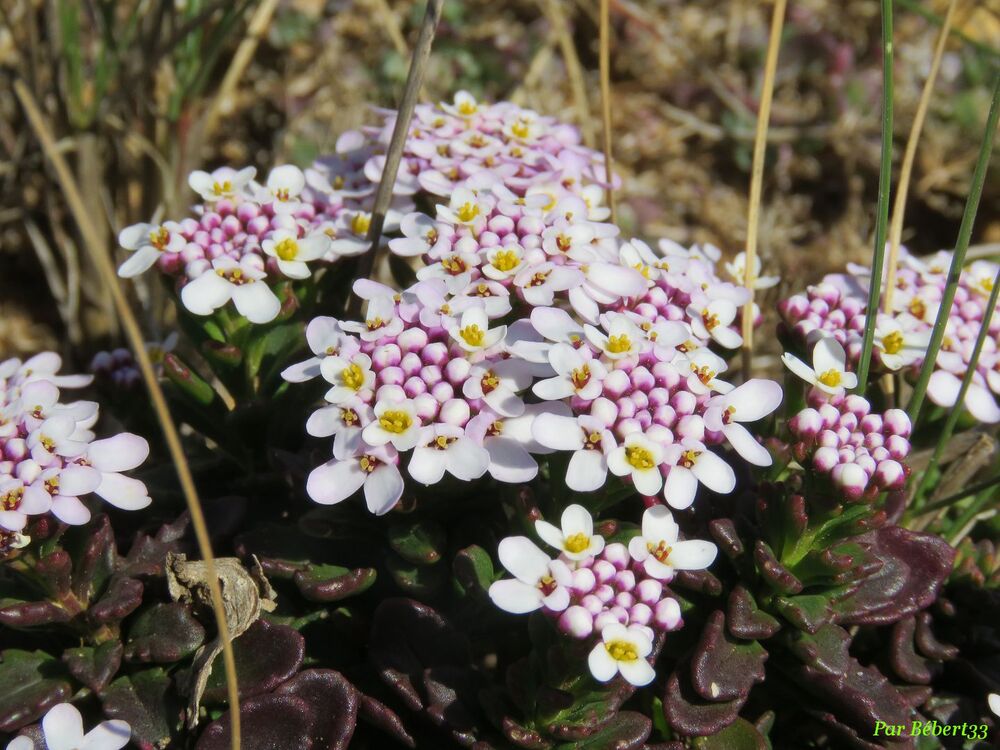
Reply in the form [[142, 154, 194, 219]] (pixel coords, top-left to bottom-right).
[[690, 611, 767, 702], [276, 669, 358, 750], [782, 623, 851, 677], [70, 514, 115, 602], [34, 550, 72, 597], [293, 564, 376, 602], [358, 693, 416, 748], [501, 716, 553, 749], [125, 603, 206, 663], [726, 586, 780, 640], [122, 514, 190, 578], [663, 667, 743, 737], [0, 600, 72, 628], [195, 694, 315, 750], [687, 718, 767, 750], [88, 577, 144, 625], [773, 594, 831, 634], [563, 711, 651, 749], [753, 542, 803, 596], [102, 668, 180, 750], [63, 641, 123, 693], [202, 619, 305, 704]]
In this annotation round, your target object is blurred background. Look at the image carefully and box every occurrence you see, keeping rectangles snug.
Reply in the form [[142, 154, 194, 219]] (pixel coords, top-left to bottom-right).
[[1, 0, 998, 362]]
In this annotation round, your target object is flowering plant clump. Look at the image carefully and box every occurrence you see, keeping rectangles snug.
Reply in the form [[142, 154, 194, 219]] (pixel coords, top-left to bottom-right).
[[3, 91, 998, 750], [778, 248, 1000, 422]]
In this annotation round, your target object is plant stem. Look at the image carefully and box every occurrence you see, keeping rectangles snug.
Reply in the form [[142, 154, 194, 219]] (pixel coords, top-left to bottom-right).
[[912, 266, 1000, 504], [854, 0, 894, 396], [740, 0, 787, 381], [348, 0, 444, 318], [599, 0, 616, 222], [908, 472, 1000, 517], [907, 73, 1000, 422]]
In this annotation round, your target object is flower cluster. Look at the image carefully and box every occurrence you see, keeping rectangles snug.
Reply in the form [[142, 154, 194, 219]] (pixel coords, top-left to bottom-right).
[[364, 90, 614, 207], [778, 248, 1000, 422], [116, 162, 411, 325], [290, 280, 556, 515], [0, 353, 151, 533], [787, 386, 912, 500], [489, 505, 717, 686]]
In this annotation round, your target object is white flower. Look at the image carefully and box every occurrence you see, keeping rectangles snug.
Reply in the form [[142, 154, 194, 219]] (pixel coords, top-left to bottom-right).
[[663, 440, 735, 510], [27, 415, 88, 464], [361, 394, 422, 451], [965, 260, 999, 298], [320, 353, 375, 404], [531, 412, 616, 492], [541, 224, 597, 262], [704, 379, 783, 467], [81, 433, 152, 512], [488, 536, 572, 614], [388, 213, 450, 257], [482, 245, 528, 281], [873, 315, 931, 371], [0, 479, 50, 532], [585, 314, 644, 361], [436, 187, 492, 228], [116, 222, 185, 278], [446, 306, 507, 355], [6, 702, 130, 750], [407, 424, 490, 485], [510, 306, 586, 364], [782, 337, 858, 395], [465, 404, 562, 484], [620, 238, 686, 284], [587, 623, 655, 686], [306, 399, 372, 459], [535, 504, 605, 560], [188, 166, 256, 202], [462, 360, 534, 417], [989, 693, 1000, 718], [628, 505, 718, 580], [513, 263, 584, 307], [724, 251, 780, 289], [259, 164, 306, 213], [441, 90, 481, 118], [281, 317, 358, 383], [180, 257, 281, 324], [533, 344, 607, 401], [687, 299, 743, 349], [607, 433, 665, 496], [306, 445, 404, 515], [340, 296, 405, 342], [262, 229, 331, 279], [682, 348, 733, 396]]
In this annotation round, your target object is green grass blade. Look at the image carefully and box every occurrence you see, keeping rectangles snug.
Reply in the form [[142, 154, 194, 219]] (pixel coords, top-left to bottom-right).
[[907, 73, 1000, 423], [854, 0, 895, 396]]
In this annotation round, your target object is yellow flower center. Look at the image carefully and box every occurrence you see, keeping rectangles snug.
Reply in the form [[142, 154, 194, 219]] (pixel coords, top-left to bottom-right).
[[341, 408, 359, 425], [333, 175, 345, 190], [149, 226, 170, 250], [510, 120, 530, 139], [40, 435, 55, 452], [442, 256, 467, 275], [556, 234, 572, 253], [274, 237, 299, 261], [456, 202, 480, 223], [571, 365, 591, 390], [605, 640, 639, 662], [1, 488, 23, 511], [274, 188, 291, 201], [647, 540, 673, 563], [351, 213, 372, 236], [908, 298, 926, 319], [481, 371, 500, 393], [379, 409, 413, 434], [881, 331, 904, 355], [680, 449, 699, 469], [625, 445, 654, 470], [487, 419, 504, 437], [585, 431, 603, 450], [432, 435, 457, 450], [527, 271, 549, 287], [607, 334, 632, 354], [460, 324, 485, 347], [492, 249, 520, 272], [817, 369, 842, 388], [212, 180, 233, 196], [701, 309, 720, 331], [359, 454, 379, 473], [564, 532, 590, 554], [691, 364, 715, 385], [341, 363, 366, 391], [366, 317, 385, 331]]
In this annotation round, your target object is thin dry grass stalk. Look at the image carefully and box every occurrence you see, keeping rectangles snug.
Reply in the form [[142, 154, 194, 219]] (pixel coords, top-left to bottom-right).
[[13, 79, 243, 750], [599, 0, 616, 223], [349, 0, 445, 317], [740, 0, 787, 381], [204, 0, 281, 139], [542, 0, 595, 148], [883, 0, 959, 315]]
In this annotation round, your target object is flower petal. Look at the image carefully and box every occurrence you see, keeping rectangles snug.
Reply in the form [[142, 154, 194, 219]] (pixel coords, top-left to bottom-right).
[[498, 536, 550, 582], [587, 644, 619, 682], [87, 433, 149, 472], [80, 721, 131, 750], [95, 473, 152, 510], [306, 458, 365, 505], [43, 704, 86, 750], [365, 464, 404, 515], [489, 579, 543, 614]]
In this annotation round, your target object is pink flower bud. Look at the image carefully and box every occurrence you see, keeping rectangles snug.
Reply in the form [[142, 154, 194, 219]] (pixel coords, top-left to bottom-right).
[[602, 543, 630, 570], [609, 605, 630, 624], [557, 605, 594, 639], [818, 403, 840, 429], [590, 397, 618, 426], [397, 328, 428, 353], [843, 395, 870, 418], [831, 462, 868, 500], [439, 398, 470, 426], [789, 408, 822, 439], [629, 602, 653, 626], [615, 419, 641, 440], [817, 430, 840, 449], [377, 366, 405, 387], [403, 377, 427, 398], [630, 366, 655, 392], [592, 559, 616, 584], [654, 597, 682, 630], [860, 414, 883, 434], [444, 358, 471, 386], [813, 446, 840, 472], [676, 414, 705, 442], [400, 353, 422, 378], [420, 342, 449, 367], [414, 393, 439, 421], [571, 567, 597, 595], [613, 569, 636, 592], [580, 594, 604, 615], [874, 459, 905, 490], [653, 405, 677, 428], [631, 390, 649, 411], [614, 591, 635, 609], [594, 611, 620, 633], [603, 370, 631, 399], [885, 434, 910, 460], [431, 381, 455, 404], [871, 446, 890, 462], [488, 215, 515, 235], [882, 409, 911, 437], [634, 578, 662, 605], [615, 398, 637, 420], [651, 362, 681, 389], [671, 390, 697, 416]]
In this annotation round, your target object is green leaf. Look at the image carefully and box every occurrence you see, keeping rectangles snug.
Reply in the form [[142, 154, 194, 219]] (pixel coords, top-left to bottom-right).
[[293, 564, 377, 602], [772, 594, 831, 634], [386, 553, 448, 597], [556, 710, 651, 749], [692, 718, 768, 750], [163, 353, 218, 407], [102, 668, 180, 748], [0, 650, 72, 732], [453, 545, 495, 597], [388, 520, 446, 565], [62, 641, 123, 693]]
